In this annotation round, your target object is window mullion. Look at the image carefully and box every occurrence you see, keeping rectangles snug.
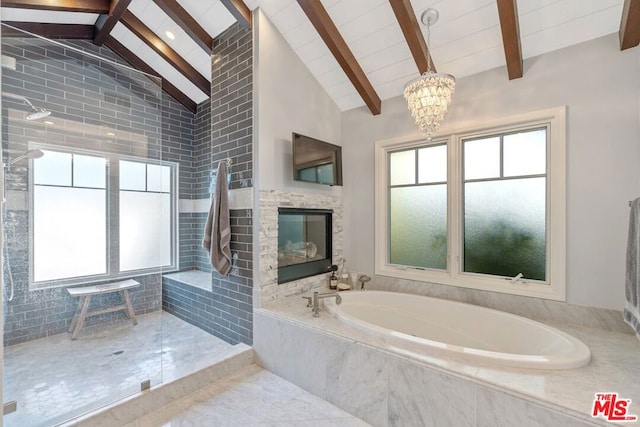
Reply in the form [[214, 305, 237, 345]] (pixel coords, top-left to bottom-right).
[[449, 134, 461, 279], [109, 158, 120, 275]]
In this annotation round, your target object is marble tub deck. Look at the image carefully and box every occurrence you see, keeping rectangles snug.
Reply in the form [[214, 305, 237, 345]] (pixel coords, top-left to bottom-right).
[[124, 364, 370, 426], [3, 311, 237, 427], [258, 294, 640, 426]]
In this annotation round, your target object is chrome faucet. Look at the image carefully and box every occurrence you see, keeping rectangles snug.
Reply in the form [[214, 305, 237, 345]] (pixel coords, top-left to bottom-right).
[[358, 274, 371, 290], [312, 291, 341, 317]]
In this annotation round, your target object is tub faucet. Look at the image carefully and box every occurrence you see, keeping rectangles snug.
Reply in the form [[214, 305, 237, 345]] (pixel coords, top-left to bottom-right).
[[358, 274, 371, 290], [312, 291, 341, 317]]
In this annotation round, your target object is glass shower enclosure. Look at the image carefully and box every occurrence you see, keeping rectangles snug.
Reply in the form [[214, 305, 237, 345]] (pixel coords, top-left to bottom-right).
[[0, 27, 171, 426]]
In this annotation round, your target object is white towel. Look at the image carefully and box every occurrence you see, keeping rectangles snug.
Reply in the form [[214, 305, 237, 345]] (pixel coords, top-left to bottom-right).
[[624, 197, 640, 342], [202, 161, 232, 276]]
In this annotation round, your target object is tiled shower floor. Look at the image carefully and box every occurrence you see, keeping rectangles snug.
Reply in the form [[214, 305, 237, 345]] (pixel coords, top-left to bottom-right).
[[3, 311, 236, 427]]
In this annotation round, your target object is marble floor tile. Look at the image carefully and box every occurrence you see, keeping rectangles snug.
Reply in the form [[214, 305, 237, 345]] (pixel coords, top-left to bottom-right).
[[3, 311, 237, 427], [128, 364, 370, 427]]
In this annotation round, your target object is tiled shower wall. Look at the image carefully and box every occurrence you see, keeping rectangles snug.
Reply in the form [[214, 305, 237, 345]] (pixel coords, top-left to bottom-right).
[[1, 38, 195, 345], [162, 22, 254, 345]]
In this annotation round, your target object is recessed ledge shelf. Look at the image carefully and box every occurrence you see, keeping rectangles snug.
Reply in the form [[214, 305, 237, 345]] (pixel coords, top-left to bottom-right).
[[163, 270, 212, 292]]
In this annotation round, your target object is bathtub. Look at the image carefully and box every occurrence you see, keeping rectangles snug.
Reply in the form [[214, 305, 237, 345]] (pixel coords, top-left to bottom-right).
[[323, 291, 591, 369]]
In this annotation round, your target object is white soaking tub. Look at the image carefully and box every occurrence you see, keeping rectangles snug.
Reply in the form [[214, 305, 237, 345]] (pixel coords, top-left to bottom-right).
[[323, 291, 590, 369]]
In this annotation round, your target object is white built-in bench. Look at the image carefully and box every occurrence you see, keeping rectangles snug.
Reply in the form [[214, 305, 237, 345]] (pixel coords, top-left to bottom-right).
[[66, 279, 140, 340]]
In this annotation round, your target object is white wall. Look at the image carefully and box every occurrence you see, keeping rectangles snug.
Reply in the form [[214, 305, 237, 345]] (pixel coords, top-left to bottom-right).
[[342, 34, 640, 310], [255, 10, 342, 195]]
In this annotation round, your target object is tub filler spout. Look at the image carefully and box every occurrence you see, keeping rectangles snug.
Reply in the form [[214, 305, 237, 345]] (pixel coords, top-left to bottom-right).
[[312, 291, 341, 317]]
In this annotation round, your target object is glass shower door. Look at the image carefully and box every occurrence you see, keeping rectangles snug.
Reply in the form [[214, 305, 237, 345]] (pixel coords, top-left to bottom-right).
[[1, 27, 167, 426]]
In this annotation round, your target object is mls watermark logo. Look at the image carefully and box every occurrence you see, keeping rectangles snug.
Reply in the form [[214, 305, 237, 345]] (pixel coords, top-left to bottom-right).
[[592, 393, 638, 422]]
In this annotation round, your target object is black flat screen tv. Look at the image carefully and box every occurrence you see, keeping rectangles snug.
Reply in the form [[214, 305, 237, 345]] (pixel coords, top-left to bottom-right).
[[292, 132, 343, 186]]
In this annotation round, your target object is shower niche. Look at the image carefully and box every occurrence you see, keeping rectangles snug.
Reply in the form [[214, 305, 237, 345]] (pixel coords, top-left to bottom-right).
[[277, 208, 332, 284]]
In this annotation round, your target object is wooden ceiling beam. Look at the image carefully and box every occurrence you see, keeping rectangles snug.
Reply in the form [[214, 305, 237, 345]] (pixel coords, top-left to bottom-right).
[[496, 0, 523, 80], [296, 0, 381, 115], [221, 0, 252, 29], [0, 0, 109, 13], [120, 10, 210, 95], [104, 35, 197, 113], [1, 22, 95, 39], [152, 0, 213, 54], [620, 0, 640, 50], [389, 0, 435, 74], [94, 0, 133, 46]]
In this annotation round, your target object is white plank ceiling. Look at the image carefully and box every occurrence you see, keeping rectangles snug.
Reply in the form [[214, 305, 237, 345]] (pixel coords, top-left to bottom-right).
[[0, 0, 629, 112], [252, 0, 625, 111]]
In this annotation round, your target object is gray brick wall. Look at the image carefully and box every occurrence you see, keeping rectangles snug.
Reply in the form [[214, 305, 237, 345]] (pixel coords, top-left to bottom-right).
[[164, 209, 252, 343], [211, 23, 253, 190], [2, 24, 256, 347], [1, 37, 195, 345], [209, 23, 254, 345]]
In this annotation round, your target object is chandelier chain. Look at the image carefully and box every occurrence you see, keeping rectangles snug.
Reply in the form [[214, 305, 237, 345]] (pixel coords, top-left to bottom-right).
[[426, 16, 432, 73]]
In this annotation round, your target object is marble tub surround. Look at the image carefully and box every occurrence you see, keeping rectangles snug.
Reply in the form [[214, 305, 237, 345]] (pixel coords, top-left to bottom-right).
[[123, 364, 370, 427], [257, 190, 343, 306], [255, 295, 640, 426], [368, 275, 630, 334]]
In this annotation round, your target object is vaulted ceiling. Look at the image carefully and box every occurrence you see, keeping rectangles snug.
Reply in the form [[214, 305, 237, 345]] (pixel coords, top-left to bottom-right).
[[1, 0, 639, 115]]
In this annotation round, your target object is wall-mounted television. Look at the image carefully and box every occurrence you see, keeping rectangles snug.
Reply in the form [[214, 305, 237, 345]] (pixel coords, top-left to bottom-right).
[[292, 132, 343, 186]]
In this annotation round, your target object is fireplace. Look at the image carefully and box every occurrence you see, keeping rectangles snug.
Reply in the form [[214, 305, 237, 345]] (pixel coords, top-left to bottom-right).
[[278, 208, 333, 284]]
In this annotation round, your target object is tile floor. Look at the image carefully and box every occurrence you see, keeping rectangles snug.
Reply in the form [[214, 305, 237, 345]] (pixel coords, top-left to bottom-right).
[[3, 311, 237, 427], [125, 364, 370, 427]]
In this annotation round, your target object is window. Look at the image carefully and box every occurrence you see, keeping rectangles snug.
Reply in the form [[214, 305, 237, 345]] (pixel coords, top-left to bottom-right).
[[31, 147, 178, 288], [375, 107, 566, 300]]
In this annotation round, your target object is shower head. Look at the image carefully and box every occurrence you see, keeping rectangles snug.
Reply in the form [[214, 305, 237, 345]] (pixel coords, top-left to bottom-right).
[[26, 107, 52, 121], [1, 92, 52, 121], [9, 149, 44, 166]]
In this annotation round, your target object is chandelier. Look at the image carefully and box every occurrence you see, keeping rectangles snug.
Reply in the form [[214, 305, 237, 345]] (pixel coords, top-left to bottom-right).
[[403, 8, 455, 138]]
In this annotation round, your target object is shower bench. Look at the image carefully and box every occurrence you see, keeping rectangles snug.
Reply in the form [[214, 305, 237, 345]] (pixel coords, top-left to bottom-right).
[[66, 279, 140, 340]]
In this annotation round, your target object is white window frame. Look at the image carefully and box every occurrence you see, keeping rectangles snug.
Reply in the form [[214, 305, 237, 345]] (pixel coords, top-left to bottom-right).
[[374, 107, 567, 301], [28, 144, 179, 290]]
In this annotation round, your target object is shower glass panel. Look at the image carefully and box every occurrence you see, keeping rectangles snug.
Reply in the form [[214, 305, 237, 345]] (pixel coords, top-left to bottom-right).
[[1, 28, 168, 426]]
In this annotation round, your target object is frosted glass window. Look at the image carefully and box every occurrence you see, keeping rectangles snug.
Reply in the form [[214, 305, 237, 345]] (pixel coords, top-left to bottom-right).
[[390, 185, 447, 270], [147, 164, 167, 192], [504, 129, 546, 177], [464, 137, 500, 180], [33, 187, 106, 281], [120, 160, 146, 191], [160, 165, 171, 192], [119, 192, 171, 271], [73, 154, 106, 188], [464, 177, 546, 280], [390, 150, 415, 185], [418, 145, 447, 183], [34, 150, 71, 186]]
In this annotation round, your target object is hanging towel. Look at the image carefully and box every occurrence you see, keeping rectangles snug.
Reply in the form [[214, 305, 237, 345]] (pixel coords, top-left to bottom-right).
[[202, 161, 232, 276], [624, 197, 640, 342]]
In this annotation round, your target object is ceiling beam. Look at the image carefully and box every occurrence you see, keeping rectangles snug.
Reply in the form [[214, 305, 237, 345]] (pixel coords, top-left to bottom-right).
[[104, 35, 197, 113], [152, 0, 213, 54], [94, 0, 133, 46], [296, 0, 381, 115], [389, 0, 435, 74], [220, 0, 252, 29], [1, 22, 95, 39], [620, 0, 640, 50], [0, 0, 109, 13], [496, 0, 523, 80], [120, 10, 210, 95]]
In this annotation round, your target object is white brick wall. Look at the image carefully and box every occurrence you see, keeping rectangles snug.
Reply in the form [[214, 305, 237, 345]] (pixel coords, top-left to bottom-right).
[[257, 190, 343, 306]]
